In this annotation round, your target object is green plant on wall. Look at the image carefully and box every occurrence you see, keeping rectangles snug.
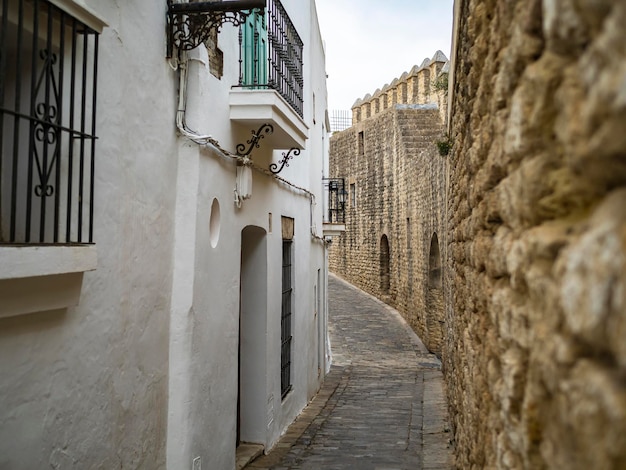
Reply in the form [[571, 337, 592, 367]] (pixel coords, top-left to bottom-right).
[[436, 135, 452, 156], [433, 73, 448, 95]]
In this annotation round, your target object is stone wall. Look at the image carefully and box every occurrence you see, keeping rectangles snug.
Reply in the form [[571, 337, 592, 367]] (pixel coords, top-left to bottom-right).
[[446, 1, 626, 468], [329, 54, 449, 355], [351, 51, 449, 126]]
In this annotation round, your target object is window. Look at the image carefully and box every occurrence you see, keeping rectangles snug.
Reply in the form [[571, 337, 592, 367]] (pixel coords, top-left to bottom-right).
[[350, 182, 355, 207], [281, 238, 293, 399], [0, 0, 100, 244], [358, 131, 364, 156]]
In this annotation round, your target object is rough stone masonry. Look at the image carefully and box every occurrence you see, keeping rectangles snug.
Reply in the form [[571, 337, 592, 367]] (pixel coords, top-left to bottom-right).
[[447, 0, 626, 468], [329, 52, 450, 357]]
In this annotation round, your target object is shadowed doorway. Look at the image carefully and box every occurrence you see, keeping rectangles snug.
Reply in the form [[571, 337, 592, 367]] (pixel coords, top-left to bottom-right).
[[426, 232, 444, 357], [238, 225, 268, 447]]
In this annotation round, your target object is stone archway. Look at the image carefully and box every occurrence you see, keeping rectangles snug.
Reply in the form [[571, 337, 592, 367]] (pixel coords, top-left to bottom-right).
[[380, 235, 391, 294], [426, 233, 444, 357]]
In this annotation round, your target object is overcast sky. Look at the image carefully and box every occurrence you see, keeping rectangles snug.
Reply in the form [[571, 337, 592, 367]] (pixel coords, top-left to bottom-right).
[[315, 0, 454, 111]]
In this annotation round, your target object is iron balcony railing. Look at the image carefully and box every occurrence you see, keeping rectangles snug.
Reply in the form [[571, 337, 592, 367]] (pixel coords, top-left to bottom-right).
[[236, 0, 303, 118], [323, 178, 346, 224], [0, 0, 100, 244]]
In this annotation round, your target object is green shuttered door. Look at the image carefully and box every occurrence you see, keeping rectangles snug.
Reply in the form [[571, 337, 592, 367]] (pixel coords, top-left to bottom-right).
[[242, 10, 267, 86]]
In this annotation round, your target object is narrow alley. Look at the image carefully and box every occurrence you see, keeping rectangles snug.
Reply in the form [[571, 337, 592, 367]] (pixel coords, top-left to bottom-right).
[[246, 275, 454, 470]]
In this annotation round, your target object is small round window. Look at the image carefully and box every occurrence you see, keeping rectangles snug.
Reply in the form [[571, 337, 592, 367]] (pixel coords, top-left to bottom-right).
[[209, 198, 221, 248]]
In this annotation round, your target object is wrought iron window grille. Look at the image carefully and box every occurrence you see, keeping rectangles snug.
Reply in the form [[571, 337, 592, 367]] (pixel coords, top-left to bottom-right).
[[0, 0, 100, 244], [323, 178, 347, 224], [166, 0, 266, 59], [281, 239, 293, 399]]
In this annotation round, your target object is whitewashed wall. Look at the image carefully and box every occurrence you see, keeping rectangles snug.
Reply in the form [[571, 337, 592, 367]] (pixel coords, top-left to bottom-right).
[[0, 1, 177, 468], [0, 0, 329, 469], [166, 0, 330, 466]]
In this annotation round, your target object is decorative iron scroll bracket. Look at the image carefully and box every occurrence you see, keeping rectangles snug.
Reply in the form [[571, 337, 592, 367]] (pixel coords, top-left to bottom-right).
[[236, 123, 274, 158], [269, 148, 300, 174], [167, 0, 266, 58]]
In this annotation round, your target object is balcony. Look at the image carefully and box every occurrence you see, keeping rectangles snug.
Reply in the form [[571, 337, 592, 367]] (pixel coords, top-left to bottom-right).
[[229, 0, 308, 149], [322, 178, 346, 238]]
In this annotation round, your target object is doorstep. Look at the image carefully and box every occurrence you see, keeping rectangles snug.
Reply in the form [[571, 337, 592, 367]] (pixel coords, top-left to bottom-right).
[[236, 444, 264, 470]]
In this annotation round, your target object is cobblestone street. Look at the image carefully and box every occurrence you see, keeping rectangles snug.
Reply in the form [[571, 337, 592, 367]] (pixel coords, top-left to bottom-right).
[[246, 274, 454, 470]]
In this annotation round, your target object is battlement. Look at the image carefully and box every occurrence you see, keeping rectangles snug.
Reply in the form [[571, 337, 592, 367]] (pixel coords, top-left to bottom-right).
[[351, 51, 449, 124]]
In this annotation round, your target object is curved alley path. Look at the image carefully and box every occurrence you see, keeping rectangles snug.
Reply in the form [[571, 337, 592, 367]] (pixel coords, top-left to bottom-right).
[[246, 275, 454, 470]]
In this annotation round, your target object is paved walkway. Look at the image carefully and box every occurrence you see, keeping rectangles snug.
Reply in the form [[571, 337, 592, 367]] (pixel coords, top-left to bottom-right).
[[246, 274, 454, 470]]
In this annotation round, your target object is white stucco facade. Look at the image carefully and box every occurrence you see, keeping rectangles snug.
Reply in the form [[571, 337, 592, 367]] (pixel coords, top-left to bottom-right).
[[0, 1, 330, 469]]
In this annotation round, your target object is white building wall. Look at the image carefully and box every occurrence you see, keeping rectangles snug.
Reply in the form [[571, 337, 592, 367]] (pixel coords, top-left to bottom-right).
[[0, 0, 329, 469], [0, 0, 177, 468]]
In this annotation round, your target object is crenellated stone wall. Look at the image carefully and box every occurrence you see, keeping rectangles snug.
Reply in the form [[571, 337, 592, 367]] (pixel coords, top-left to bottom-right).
[[329, 51, 449, 356], [351, 51, 449, 126], [446, 1, 626, 468]]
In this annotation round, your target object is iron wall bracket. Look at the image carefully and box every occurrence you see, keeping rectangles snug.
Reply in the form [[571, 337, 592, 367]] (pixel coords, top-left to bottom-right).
[[269, 148, 300, 174], [167, 0, 266, 58], [236, 123, 274, 158]]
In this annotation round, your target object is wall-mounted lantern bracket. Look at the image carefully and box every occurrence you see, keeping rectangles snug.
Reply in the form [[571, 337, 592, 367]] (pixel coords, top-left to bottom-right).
[[167, 0, 266, 58], [323, 178, 347, 224]]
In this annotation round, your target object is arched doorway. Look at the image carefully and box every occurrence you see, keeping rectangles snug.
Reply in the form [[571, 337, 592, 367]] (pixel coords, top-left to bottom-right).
[[380, 235, 391, 294], [238, 226, 268, 447], [426, 233, 444, 357]]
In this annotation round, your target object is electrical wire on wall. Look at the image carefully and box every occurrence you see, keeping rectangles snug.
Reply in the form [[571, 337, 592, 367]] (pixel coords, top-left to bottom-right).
[[171, 52, 329, 245]]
